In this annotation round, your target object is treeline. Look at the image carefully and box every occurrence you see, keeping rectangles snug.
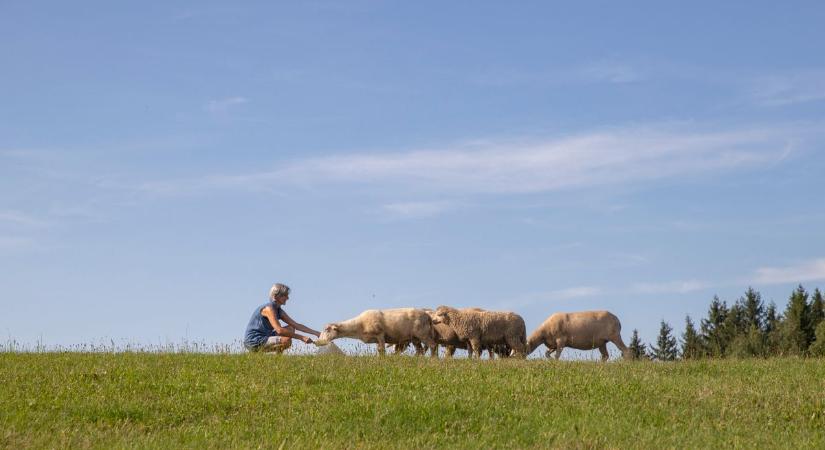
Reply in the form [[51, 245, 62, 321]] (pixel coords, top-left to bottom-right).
[[629, 285, 825, 360]]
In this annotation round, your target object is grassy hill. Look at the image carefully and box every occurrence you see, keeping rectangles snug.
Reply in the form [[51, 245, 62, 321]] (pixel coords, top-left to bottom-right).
[[2, 353, 824, 449]]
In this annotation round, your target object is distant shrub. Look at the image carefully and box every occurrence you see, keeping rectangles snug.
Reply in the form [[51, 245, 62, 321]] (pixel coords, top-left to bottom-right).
[[809, 322, 825, 357]]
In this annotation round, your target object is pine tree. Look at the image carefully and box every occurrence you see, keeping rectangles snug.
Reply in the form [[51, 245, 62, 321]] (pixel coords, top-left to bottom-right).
[[810, 321, 825, 357], [628, 329, 648, 360], [680, 315, 704, 359], [724, 301, 747, 343], [811, 288, 825, 333], [741, 287, 765, 331], [764, 301, 782, 356], [781, 285, 812, 355], [729, 325, 766, 358], [652, 320, 678, 361], [701, 296, 729, 357]]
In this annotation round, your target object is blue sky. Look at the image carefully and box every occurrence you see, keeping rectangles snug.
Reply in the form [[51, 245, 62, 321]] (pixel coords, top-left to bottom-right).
[[2, 1, 825, 352]]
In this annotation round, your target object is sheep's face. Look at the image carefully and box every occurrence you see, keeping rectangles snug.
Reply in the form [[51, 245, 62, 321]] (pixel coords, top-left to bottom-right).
[[432, 307, 451, 325], [315, 324, 340, 346], [526, 336, 540, 352]]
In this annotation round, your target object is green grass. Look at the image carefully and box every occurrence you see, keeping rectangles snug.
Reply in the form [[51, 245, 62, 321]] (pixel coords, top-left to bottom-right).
[[1, 353, 824, 449]]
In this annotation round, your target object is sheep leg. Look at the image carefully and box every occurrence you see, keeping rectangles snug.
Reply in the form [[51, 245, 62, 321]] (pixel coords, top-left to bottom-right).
[[598, 343, 609, 362], [543, 338, 555, 359], [413, 340, 427, 356], [469, 338, 482, 359], [552, 338, 565, 359], [554, 338, 566, 360], [376, 335, 386, 356], [506, 336, 525, 358], [425, 340, 437, 358], [445, 346, 455, 358]]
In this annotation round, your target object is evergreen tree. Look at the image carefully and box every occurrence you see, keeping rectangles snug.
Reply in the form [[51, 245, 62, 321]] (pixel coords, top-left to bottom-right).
[[701, 296, 729, 357], [652, 320, 678, 361], [741, 287, 765, 331], [764, 301, 779, 333], [764, 301, 783, 356], [810, 321, 825, 357], [680, 315, 704, 359], [724, 300, 747, 342], [781, 285, 812, 355], [628, 329, 649, 360], [811, 288, 825, 333], [729, 325, 766, 358]]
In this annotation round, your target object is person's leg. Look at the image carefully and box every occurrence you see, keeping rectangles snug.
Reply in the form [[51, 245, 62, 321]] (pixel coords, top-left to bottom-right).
[[260, 336, 291, 353], [261, 327, 294, 354]]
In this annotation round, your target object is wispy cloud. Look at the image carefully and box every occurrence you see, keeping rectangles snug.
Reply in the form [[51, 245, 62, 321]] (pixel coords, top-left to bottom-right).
[[750, 70, 825, 106], [0, 210, 48, 228], [0, 236, 36, 250], [501, 256, 825, 309], [471, 58, 646, 87], [382, 201, 454, 219], [500, 285, 604, 309], [752, 258, 825, 285], [580, 60, 645, 84], [141, 122, 812, 196], [204, 96, 248, 113], [630, 280, 710, 295], [551, 286, 604, 299], [505, 279, 707, 309], [1, 148, 60, 164]]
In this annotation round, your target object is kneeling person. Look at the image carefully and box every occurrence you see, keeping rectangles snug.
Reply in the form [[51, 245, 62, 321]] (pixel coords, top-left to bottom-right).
[[244, 283, 320, 353]]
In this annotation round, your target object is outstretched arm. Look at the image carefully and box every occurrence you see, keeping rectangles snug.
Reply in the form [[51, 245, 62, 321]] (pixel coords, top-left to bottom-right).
[[279, 310, 321, 337], [261, 306, 313, 343]]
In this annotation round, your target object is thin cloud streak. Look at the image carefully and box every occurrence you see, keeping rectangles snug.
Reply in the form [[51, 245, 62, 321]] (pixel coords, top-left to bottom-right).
[[140, 123, 814, 196], [630, 280, 709, 295], [0, 210, 49, 228], [0, 236, 36, 249], [382, 201, 453, 219], [552, 286, 604, 299], [204, 96, 248, 113], [752, 258, 825, 285], [511, 257, 825, 308], [498, 286, 604, 310], [750, 71, 825, 106], [470, 57, 647, 87], [580, 60, 645, 84]]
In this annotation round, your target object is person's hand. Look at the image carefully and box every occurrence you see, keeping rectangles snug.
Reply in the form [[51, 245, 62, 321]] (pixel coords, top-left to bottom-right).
[[301, 336, 314, 345]]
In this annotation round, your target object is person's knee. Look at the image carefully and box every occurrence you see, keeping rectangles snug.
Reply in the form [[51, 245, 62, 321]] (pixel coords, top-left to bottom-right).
[[261, 335, 292, 353]]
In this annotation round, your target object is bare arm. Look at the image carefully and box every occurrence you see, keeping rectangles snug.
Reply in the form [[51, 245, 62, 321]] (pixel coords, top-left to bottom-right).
[[261, 306, 313, 343], [279, 310, 321, 337]]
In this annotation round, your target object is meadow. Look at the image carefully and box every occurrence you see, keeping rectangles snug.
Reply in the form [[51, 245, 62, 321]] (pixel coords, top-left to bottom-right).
[[1, 352, 824, 449]]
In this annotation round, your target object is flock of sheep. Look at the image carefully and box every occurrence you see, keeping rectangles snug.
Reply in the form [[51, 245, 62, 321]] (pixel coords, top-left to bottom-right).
[[314, 307, 630, 360]]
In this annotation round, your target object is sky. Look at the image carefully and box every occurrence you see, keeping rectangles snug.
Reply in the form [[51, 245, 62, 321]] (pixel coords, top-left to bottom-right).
[[2, 1, 825, 354]]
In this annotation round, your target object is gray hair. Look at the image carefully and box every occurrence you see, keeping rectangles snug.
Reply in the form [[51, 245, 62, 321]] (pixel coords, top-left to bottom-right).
[[269, 283, 291, 300]]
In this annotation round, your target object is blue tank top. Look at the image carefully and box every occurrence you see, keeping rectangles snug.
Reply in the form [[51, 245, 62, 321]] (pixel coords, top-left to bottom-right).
[[243, 302, 283, 349]]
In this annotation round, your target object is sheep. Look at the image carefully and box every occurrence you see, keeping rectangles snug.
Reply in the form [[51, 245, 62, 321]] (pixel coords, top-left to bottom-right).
[[315, 308, 436, 356], [526, 310, 629, 361], [431, 306, 527, 358]]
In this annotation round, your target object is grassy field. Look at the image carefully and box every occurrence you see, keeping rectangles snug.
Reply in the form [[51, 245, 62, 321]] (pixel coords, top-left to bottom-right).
[[1, 353, 824, 449]]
